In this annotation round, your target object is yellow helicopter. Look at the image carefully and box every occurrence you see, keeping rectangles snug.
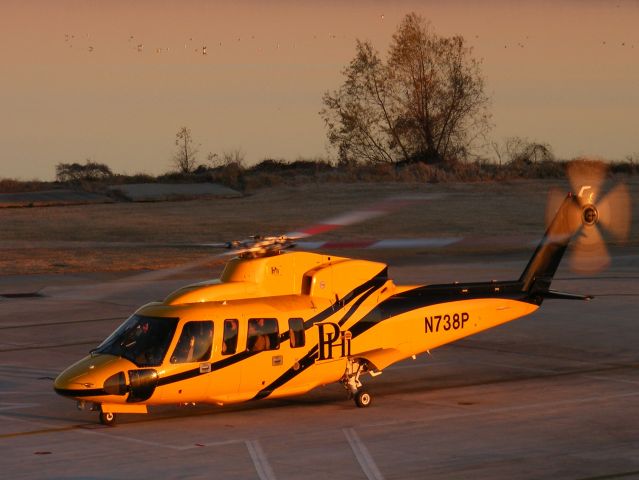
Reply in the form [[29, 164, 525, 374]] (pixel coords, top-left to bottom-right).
[[54, 164, 630, 425]]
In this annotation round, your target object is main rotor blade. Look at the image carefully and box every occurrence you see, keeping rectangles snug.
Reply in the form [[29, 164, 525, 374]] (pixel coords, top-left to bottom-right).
[[285, 194, 441, 239], [570, 225, 610, 274], [566, 161, 607, 206], [194, 242, 233, 249], [597, 183, 631, 241], [47, 252, 231, 303]]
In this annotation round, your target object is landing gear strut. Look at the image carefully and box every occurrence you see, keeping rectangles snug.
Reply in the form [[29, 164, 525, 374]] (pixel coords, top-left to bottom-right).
[[341, 358, 373, 408]]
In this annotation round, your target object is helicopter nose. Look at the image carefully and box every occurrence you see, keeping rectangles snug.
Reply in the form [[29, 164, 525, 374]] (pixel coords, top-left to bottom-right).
[[54, 367, 106, 398], [53, 354, 129, 399], [54, 370, 128, 397]]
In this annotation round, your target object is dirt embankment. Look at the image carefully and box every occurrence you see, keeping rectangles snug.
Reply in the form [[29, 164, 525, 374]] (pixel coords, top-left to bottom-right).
[[0, 183, 241, 208]]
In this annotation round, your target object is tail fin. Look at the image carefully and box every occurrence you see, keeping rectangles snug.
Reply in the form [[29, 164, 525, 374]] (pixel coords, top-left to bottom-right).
[[519, 193, 580, 295]]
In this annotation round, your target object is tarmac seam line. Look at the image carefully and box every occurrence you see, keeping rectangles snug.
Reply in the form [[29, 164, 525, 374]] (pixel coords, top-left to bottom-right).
[[246, 439, 277, 480], [343, 427, 385, 480]]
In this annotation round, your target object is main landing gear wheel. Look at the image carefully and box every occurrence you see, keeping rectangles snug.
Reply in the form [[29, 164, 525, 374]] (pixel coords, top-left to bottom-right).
[[342, 358, 375, 408], [354, 390, 372, 408], [99, 410, 116, 426]]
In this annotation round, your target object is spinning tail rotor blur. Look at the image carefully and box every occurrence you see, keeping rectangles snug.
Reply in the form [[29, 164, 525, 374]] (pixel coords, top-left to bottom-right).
[[546, 162, 632, 274]]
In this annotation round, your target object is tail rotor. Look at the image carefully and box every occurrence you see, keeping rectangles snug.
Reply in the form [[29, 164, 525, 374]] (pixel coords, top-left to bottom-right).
[[560, 162, 631, 274], [521, 161, 631, 295]]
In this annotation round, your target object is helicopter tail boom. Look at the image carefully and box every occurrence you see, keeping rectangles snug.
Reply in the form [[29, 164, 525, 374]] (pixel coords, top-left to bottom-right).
[[518, 193, 579, 296]]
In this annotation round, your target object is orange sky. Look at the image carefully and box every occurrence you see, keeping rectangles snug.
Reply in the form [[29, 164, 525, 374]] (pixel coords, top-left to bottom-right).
[[1, 0, 638, 180]]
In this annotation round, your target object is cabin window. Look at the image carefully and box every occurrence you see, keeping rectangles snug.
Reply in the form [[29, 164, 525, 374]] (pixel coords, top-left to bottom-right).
[[288, 318, 305, 348], [222, 319, 239, 355], [247, 318, 279, 352], [170, 321, 213, 363]]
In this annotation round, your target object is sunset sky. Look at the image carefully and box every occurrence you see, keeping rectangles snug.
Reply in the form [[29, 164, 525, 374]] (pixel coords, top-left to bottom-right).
[[1, 0, 638, 180]]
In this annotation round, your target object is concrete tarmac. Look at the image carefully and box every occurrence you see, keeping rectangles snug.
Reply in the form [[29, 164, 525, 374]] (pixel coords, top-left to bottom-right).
[[1, 254, 638, 479]]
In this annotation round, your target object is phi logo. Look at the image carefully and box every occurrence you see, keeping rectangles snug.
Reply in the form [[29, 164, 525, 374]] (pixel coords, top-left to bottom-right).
[[317, 322, 352, 361]]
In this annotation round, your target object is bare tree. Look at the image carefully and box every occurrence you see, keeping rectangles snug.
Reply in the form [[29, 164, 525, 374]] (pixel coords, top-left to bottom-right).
[[321, 13, 491, 165], [321, 41, 409, 166], [173, 127, 199, 173], [221, 148, 246, 168], [207, 148, 245, 169]]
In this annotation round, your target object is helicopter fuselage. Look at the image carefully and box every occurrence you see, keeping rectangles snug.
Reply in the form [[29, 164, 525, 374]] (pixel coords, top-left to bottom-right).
[[54, 251, 539, 417]]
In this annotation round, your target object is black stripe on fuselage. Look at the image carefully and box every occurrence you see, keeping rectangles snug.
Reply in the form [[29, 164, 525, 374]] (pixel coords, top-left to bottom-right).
[[54, 387, 108, 398], [250, 278, 529, 400], [252, 346, 319, 401], [56, 277, 530, 400], [155, 271, 388, 390], [338, 284, 378, 327], [157, 349, 259, 386], [349, 280, 537, 339], [302, 276, 386, 330], [251, 280, 385, 400]]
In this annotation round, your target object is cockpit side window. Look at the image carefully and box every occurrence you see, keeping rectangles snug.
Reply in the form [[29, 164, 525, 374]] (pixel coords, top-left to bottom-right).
[[170, 321, 213, 364], [222, 319, 239, 355], [94, 315, 178, 367]]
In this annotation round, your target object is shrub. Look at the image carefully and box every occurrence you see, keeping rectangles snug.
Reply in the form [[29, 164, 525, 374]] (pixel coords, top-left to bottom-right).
[[55, 161, 113, 183]]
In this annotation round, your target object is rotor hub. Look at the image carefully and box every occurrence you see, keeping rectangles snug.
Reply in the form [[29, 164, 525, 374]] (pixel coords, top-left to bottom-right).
[[582, 204, 599, 226]]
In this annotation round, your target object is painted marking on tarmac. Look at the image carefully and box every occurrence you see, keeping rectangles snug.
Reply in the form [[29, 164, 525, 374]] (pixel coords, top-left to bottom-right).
[[583, 374, 639, 386], [78, 427, 246, 451], [388, 361, 452, 370], [245, 439, 277, 480], [3, 385, 638, 444], [469, 360, 556, 374], [0, 402, 40, 412], [465, 359, 639, 387], [0, 391, 52, 396], [186, 439, 246, 449], [0, 413, 79, 439], [0, 363, 61, 375], [448, 342, 605, 367], [343, 427, 384, 480], [358, 390, 639, 431], [78, 428, 188, 450], [0, 413, 248, 449], [0, 316, 122, 330]]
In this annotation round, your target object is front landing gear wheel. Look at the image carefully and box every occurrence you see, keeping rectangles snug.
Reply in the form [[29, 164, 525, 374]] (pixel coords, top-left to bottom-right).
[[354, 390, 372, 408], [99, 411, 116, 426]]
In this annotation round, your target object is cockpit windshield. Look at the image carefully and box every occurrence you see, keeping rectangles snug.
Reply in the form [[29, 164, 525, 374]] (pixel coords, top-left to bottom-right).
[[93, 315, 178, 367]]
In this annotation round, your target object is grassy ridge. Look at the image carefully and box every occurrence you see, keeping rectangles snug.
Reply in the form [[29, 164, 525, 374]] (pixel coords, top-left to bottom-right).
[[2, 157, 638, 195]]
